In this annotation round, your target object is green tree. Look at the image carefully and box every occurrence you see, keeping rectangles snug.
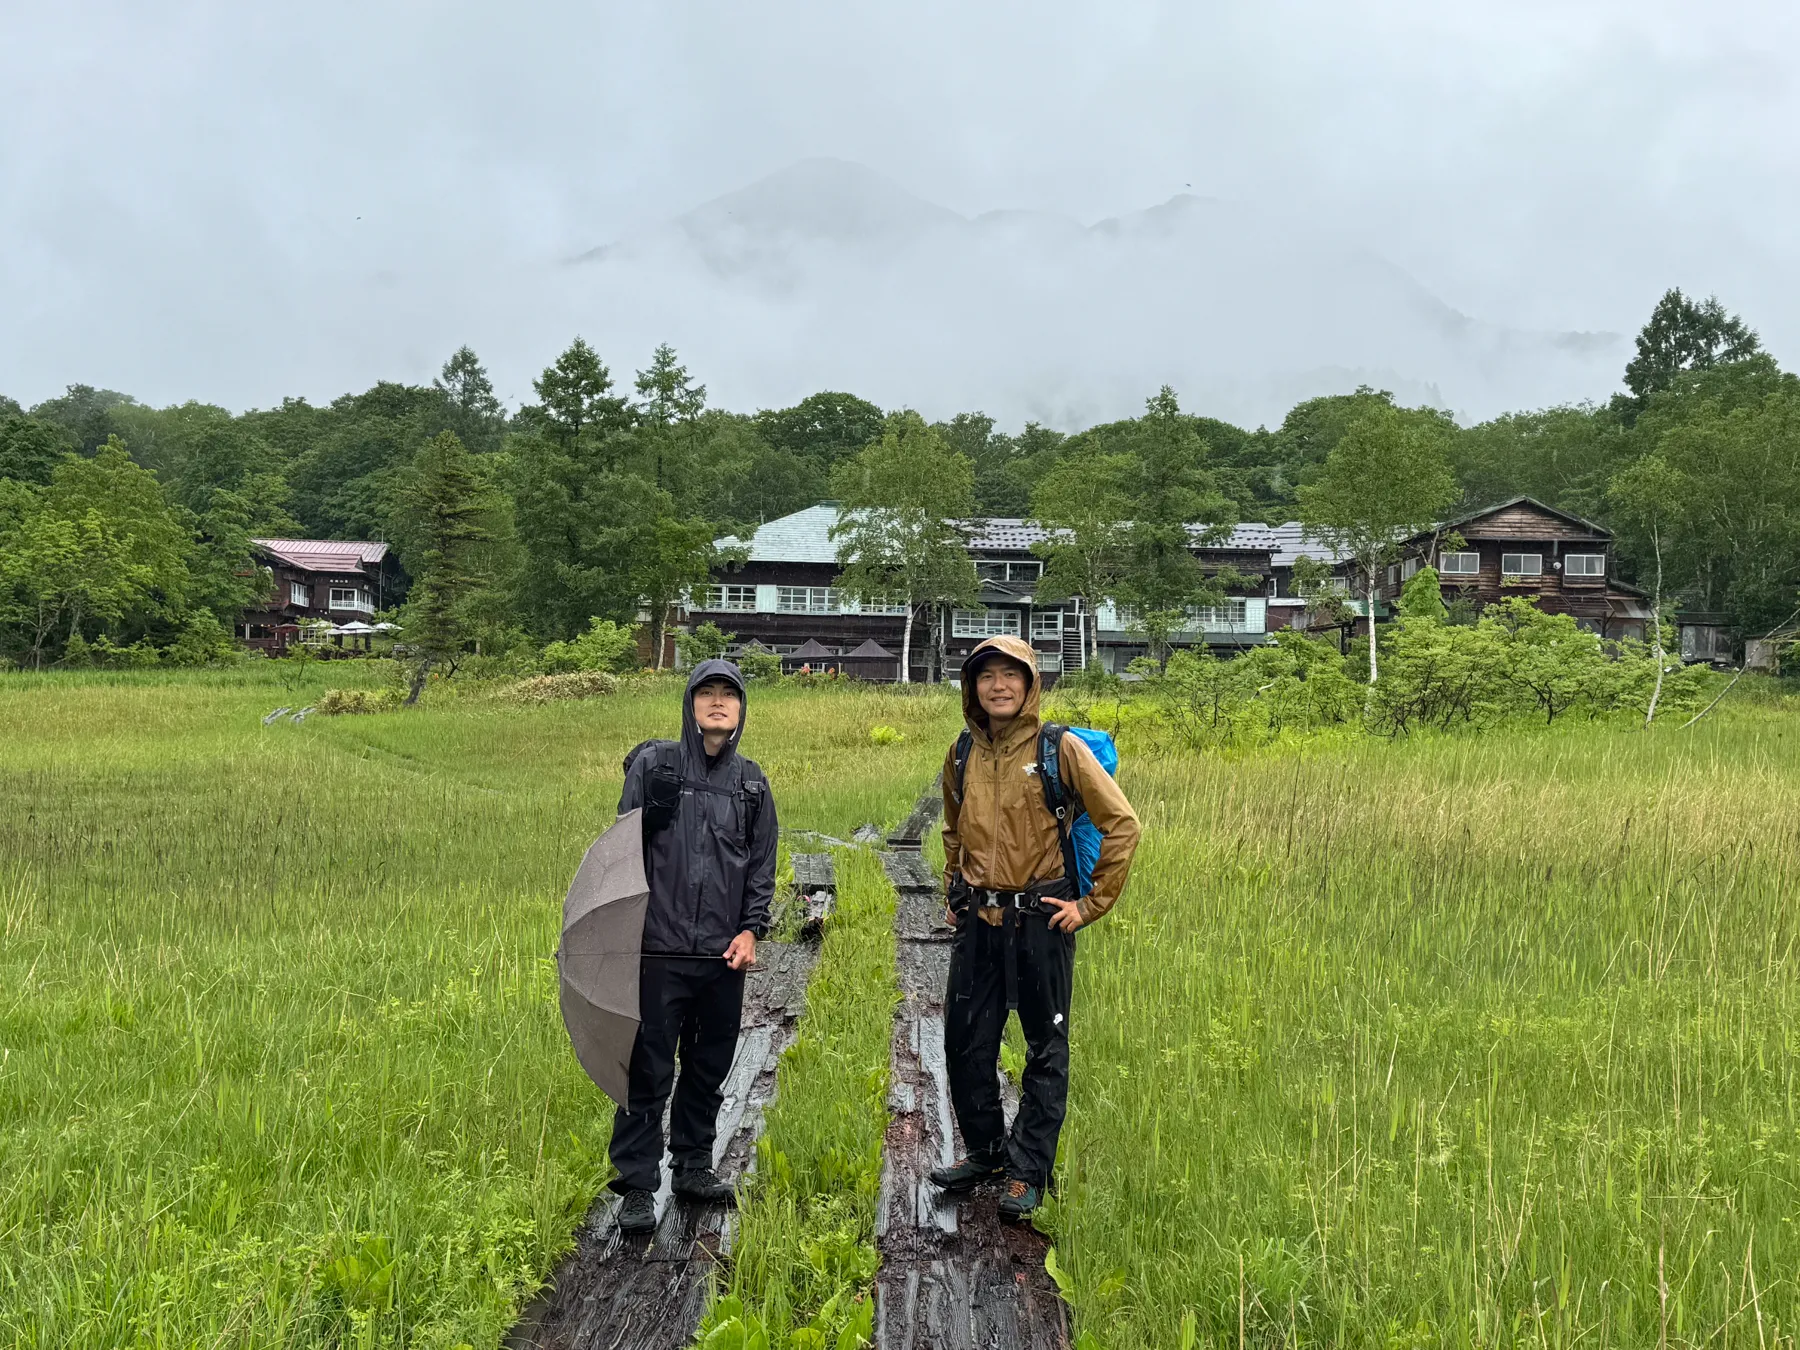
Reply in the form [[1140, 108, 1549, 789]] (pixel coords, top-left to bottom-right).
[[393, 432, 496, 701], [29, 384, 139, 455], [631, 511, 719, 671], [1608, 454, 1686, 723], [830, 412, 979, 683], [1299, 402, 1459, 685], [434, 345, 506, 453], [1623, 289, 1760, 411], [0, 415, 75, 486], [1115, 386, 1239, 659], [525, 337, 630, 448], [754, 392, 885, 479], [1029, 444, 1132, 668], [633, 343, 707, 489], [0, 440, 193, 666]]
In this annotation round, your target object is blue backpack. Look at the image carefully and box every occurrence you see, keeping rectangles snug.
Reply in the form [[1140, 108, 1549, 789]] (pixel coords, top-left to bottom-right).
[[949, 724, 1118, 897]]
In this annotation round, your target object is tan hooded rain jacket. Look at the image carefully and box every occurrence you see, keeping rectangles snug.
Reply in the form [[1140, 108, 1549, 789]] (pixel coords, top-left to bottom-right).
[[940, 635, 1141, 924]]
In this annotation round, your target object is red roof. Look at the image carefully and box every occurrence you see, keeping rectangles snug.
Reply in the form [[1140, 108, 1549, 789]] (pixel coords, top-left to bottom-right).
[[253, 538, 389, 572]]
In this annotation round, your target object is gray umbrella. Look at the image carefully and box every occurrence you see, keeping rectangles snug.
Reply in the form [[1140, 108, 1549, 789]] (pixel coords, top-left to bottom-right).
[[557, 808, 649, 1105]]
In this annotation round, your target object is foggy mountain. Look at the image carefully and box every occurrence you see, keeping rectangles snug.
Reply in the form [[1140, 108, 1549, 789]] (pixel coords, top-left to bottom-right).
[[567, 158, 1625, 429]]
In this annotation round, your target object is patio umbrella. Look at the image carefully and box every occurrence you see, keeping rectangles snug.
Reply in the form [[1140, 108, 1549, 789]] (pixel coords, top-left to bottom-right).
[[556, 808, 650, 1105]]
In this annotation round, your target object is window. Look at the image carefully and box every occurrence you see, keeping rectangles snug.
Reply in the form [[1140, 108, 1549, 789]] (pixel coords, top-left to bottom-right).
[[952, 609, 1021, 638], [976, 560, 1043, 584], [1030, 610, 1063, 640], [1297, 577, 1349, 599], [1402, 557, 1421, 581], [1439, 551, 1480, 576], [1565, 553, 1606, 577], [704, 585, 758, 612], [289, 582, 309, 606], [1190, 600, 1249, 631], [328, 587, 371, 611], [1386, 564, 1400, 588], [854, 597, 909, 616], [1501, 553, 1543, 576], [775, 586, 840, 614]]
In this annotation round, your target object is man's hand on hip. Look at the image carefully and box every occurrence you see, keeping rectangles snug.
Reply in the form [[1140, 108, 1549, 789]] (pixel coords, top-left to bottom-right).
[[1044, 897, 1083, 933], [724, 931, 757, 970]]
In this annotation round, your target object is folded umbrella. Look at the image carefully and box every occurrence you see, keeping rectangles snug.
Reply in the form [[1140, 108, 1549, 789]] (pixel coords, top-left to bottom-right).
[[557, 808, 650, 1105]]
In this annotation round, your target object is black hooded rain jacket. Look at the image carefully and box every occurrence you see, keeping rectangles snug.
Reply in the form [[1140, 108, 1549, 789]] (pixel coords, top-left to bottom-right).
[[619, 659, 778, 957]]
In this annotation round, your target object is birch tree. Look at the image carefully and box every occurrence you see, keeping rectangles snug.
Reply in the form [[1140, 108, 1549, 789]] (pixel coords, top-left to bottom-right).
[[830, 412, 978, 683], [1299, 404, 1458, 686]]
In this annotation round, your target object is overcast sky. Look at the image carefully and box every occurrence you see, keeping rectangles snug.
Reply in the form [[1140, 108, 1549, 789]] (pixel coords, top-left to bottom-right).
[[3, 0, 1795, 419]]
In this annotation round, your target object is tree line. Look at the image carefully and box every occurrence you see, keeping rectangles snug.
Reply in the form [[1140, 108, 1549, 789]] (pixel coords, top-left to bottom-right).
[[1, 288, 1794, 672]]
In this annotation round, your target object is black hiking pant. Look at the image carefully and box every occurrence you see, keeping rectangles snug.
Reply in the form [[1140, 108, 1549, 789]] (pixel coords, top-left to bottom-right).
[[608, 957, 746, 1194], [944, 909, 1076, 1189]]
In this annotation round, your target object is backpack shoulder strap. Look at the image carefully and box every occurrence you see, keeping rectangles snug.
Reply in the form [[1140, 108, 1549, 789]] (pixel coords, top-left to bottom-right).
[[1037, 724, 1081, 894], [949, 730, 974, 805]]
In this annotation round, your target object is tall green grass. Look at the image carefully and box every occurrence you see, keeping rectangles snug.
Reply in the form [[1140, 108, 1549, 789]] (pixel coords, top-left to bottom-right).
[[0, 668, 959, 1348], [1046, 708, 1800, 1348], [703, 847, 898, 1347]]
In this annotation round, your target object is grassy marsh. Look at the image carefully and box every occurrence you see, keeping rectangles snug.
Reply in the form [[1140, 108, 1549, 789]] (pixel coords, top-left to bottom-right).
[[0, 667, 958, 1348]]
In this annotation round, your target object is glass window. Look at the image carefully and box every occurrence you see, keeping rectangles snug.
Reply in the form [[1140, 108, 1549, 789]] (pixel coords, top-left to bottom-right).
[[1189, 600, 1250, 630], [1439, 551, 1480, 575], [1501, 553, 1543, 576], [951, 609, 1021, 638], [328, 587, 370, 611], [1402, 557, 1420, 580], [976, 560, 1043, 584], [1565, 553, 1606, 577], [704, 585, 758, 611], [775, 586, 840, 614], [289, 582, 309, 606], [1030, 610, 1063, 639]]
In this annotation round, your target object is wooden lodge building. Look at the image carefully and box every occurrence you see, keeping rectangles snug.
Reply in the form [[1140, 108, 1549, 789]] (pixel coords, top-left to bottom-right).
[[698, 506, 1285, 683], [240, 538, 399, 654], [688, 498, 1656, 682], [1374, 497, 1652, 642]]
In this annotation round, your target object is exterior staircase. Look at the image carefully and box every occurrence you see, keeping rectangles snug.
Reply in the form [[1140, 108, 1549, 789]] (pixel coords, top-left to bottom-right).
[[1060, 600, 1089, 673]]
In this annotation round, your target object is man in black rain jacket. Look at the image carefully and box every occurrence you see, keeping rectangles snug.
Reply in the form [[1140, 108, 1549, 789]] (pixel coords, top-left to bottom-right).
[[609, 658, 776, 1233]]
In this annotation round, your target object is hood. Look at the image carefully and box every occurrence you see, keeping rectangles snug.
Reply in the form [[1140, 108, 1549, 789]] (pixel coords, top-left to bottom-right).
[[960, 634, 1041, 739], [682, 658, 748, 770]]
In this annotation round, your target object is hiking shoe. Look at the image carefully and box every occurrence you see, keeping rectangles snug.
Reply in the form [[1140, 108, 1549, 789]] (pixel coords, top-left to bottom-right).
[[616, 1189, 656, 1235], [997, 1178, 1041, 1221], [928, 1157, 1005, 1192], [671, 1166, 736, 1206]]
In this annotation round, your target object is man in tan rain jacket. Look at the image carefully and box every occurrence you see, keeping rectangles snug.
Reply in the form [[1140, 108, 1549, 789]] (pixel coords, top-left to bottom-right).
[[930, 634, 1141, 1220]]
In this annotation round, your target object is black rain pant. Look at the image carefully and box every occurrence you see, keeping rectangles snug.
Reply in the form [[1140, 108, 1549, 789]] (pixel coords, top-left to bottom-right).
[[944, 911, 1076, 1189], [608, 956, 745, 1194]]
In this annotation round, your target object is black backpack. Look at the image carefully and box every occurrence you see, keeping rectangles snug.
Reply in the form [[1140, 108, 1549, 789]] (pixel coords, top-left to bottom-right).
[[947, 725, 1081, 894], [623, 739, 766, 842]]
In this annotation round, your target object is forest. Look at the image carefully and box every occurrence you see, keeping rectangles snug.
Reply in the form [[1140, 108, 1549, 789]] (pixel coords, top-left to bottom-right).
[[1, 287, 1795, 670]]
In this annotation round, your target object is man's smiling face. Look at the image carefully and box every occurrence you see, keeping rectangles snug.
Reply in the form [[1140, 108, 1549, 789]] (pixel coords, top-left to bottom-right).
[[974, 658, 1029, 723], [693, 679, 742, 736]]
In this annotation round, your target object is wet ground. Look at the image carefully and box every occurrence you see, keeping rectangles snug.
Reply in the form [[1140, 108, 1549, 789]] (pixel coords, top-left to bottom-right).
[[507, 935, 820, 1350], [877, 795, 1070, 1350]]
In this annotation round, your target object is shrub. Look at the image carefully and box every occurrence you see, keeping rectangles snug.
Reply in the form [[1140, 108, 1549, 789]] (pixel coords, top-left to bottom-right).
[[541, 619, 637, 674], [674, 621, 732, 666], [163, 611, 242, 667], [494, 670, 619, 704], [869, 725, 904, 746], [737, 647, 782, 682], [317, 687, 404, 715]]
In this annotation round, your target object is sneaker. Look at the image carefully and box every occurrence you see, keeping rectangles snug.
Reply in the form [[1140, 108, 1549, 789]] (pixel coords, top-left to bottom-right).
[[616, 1188, 657, 1234], [670, 1166, 736, 1206], [927, 1157, 1006, 1192], [997, 1178, 1041, 1221]]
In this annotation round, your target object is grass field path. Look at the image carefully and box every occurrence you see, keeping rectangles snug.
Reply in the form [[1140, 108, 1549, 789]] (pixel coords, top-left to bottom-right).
[[874, 791, 1069, 1350]]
